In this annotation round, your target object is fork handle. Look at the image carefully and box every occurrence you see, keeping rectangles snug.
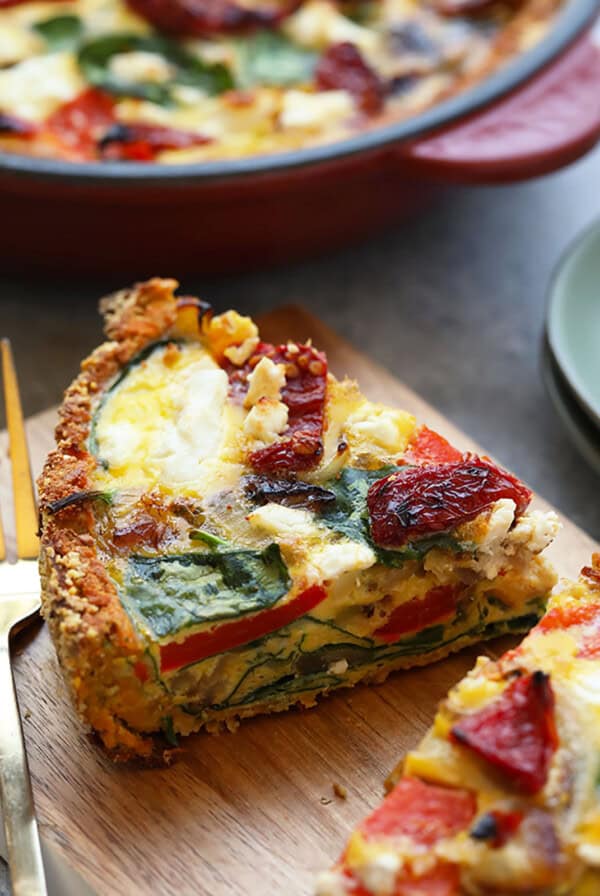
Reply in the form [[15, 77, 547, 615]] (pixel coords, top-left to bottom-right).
[[0, 633, 47, 896]]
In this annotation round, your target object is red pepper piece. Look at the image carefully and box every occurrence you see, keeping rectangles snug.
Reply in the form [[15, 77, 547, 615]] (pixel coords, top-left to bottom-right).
[[99, 122, 212, 161], [538, 600, 600, 633], [367, 456, 532, 548], [0, 0, 61, 6], [470, 809, 523, 848], [403, 426, 463, 466], [315, 42, 384, 115], [361, 776, 476, 845], [241, 342, 328, 474], [160, 583, 326, 672], [126, 0, 302, 36], [45, 88, 117, 161], [451, 671, 558, 795], [374, 585, 459, 642]]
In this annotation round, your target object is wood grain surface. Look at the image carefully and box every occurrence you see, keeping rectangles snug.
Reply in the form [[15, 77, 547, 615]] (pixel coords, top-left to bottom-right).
[[1, 306, 597, 896]]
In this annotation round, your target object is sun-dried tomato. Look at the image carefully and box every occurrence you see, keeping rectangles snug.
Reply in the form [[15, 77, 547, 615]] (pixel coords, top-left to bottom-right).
[[126, 0, 302, 35], [45, 88, 116, 161], [434, 0, 525, 15], [251, 343, 328, 473], [451, 671, 558, 795], [403, 425, 463, 466], [315, 41, 384, 115], [224, 341, 327, 472], [99, 122, 212, 161], [367, 455, 532, 548]]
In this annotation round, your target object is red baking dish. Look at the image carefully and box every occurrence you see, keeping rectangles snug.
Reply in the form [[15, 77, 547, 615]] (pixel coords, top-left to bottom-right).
[[0, 1, 598, 275]]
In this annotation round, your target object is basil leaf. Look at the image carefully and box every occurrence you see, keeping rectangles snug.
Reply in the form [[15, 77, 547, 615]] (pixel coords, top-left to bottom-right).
[[123, 544, 291, 639], [236, 31, 317, 88], [33, 14, 83, 51], [78, 33, 233, 106]]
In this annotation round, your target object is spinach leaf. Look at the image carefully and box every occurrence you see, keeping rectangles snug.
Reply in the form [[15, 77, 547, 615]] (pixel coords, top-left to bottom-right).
[[236, 31, 317, 88], [33, 14, 83, 51], [123, 544, 291, 639], [78, 33, 233, 106]]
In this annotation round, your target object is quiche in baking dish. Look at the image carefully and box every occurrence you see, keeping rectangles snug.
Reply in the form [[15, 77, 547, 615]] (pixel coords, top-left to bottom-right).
[[0, 0, 566, 163], [39, 278, 560, 761], [316, 557, 600, 896]]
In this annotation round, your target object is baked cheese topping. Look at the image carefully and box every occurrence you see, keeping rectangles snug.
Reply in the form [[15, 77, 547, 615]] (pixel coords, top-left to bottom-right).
[[0, 0, 564, 164]]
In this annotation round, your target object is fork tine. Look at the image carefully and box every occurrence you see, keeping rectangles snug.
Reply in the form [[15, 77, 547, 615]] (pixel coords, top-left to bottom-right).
[[1, 339, 38, 560], [0, 498, 5, 562]]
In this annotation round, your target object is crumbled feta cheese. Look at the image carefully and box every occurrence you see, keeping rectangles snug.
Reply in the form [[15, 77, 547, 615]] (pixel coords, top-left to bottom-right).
[[358, 852, 402, 895], [223, 335, 259, 366], [248, 503, 316, 539], [311, 540, 376, 580], [0, 52, 84, 121], [348, 406, 415, 452], [285, 0, 378, 55], [244, 356, 286, 408], [108, 50, 174, 85], [509, 509, 561, 555], [328, 659, 349, 676], [314, 870, 349, 896], [280, 89, 354, 130], [243, 397, 289, 446]]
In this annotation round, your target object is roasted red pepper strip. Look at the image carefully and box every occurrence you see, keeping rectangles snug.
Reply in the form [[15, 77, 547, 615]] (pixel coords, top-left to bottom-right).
[[360, 776, 476, 845], [367, 455, 532, 548], [126, 0, 302, 36], [315, 42, 384, 115], [374, 585, 459, 641], [403, 426, 463, 466], [0, 0, 61, 6], [45, 88, 117, 161], [237, 342, 328, 474], [99, 122, 212, 161], [160, 583, 326, 672], [451, 671, 558, 795]]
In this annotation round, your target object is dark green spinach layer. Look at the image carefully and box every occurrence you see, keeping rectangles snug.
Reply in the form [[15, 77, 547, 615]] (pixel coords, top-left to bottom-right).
[[190, 607, 544, 714], [123, 544, 290, 638]]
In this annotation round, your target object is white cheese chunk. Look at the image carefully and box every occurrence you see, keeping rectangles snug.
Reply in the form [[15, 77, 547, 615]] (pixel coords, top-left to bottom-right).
[[243, 398, 289, 447], [285, 0, 378, 55], [0, 52, 84, 121], [310, 540, 376, 581], [248, 503, 316, 540], [357, 852, 402, 896], [244, 356, 286, 408], [314, 870, 349, 896], [280, 89, 354, 130], [108, 50, 175, 85]]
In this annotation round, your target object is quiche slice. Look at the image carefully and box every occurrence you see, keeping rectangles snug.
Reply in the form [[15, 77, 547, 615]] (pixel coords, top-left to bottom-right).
[[38, 277, 560, 761], [316, 558, 600, 896]]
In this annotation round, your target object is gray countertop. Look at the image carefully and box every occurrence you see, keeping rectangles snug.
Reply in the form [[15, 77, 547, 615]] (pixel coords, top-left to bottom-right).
[[1, 145, 599, 894]]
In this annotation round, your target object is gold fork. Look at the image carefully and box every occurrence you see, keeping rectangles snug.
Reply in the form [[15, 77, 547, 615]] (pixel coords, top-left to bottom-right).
[[0, 339, 47, 896]]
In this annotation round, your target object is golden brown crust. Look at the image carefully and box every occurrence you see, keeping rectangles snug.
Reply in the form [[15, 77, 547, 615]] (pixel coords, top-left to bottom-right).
[[38, 278, 182, 761]]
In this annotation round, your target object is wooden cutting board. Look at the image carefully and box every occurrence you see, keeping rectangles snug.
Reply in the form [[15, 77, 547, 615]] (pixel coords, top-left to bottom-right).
[[1, 306, 597, 896]]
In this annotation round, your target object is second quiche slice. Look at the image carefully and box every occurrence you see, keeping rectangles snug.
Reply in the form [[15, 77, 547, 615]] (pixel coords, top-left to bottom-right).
[[39, 278, 559, 760]]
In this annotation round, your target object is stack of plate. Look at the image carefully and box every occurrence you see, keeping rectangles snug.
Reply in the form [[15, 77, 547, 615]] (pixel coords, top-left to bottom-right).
[[544, 221, 600, 475]]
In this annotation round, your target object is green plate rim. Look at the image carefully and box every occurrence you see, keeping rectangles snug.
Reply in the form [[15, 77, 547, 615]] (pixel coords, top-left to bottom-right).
[[546, 218, 600, 430], [541, 336, 600, 476]]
